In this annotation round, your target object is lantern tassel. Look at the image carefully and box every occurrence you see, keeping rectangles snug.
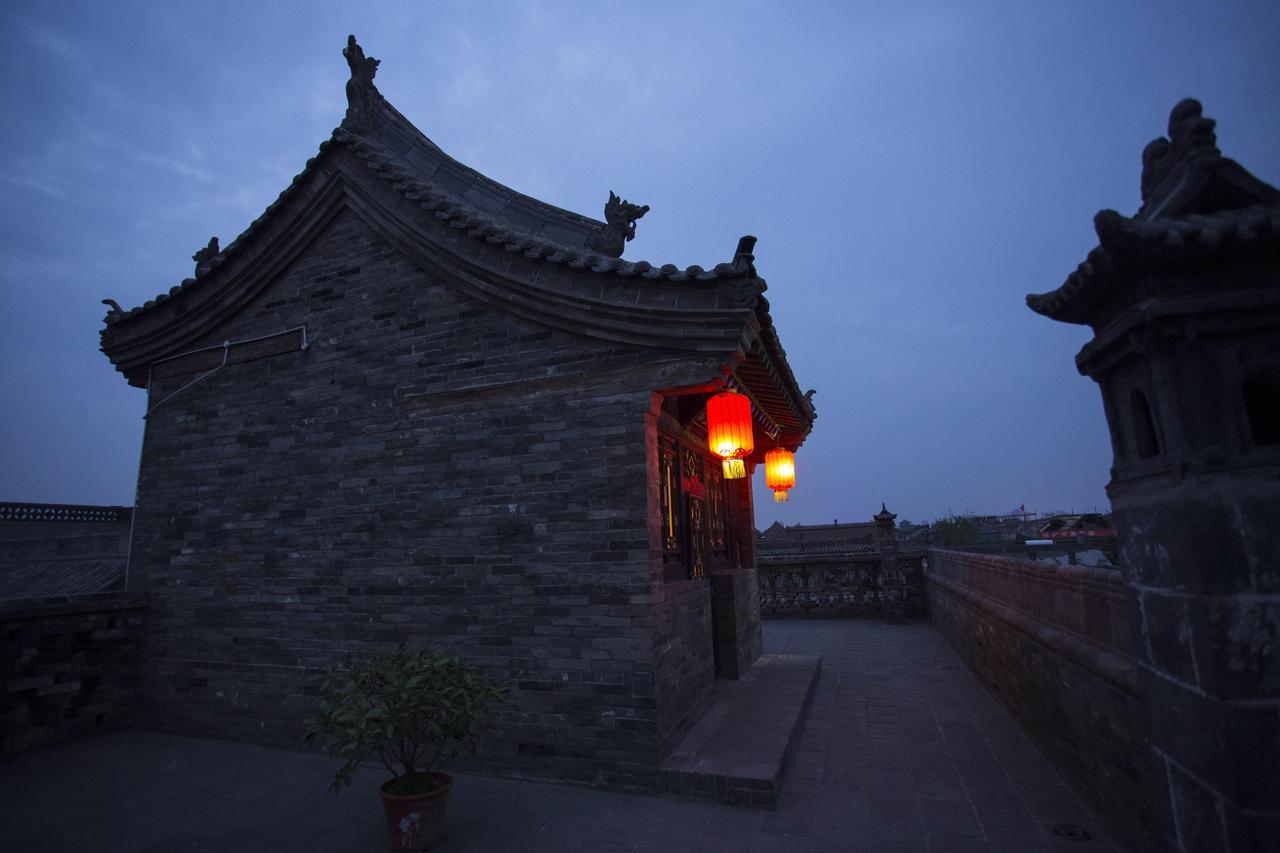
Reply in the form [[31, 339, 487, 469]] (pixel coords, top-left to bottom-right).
[[773, 490, 789, 503]]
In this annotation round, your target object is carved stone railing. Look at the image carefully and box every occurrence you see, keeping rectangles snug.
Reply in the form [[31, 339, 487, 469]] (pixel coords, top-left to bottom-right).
[[757, 543, 875, 557], [758, 559, 883, 616], [756, 544, 926, 618], [0, 503, 131, 525]]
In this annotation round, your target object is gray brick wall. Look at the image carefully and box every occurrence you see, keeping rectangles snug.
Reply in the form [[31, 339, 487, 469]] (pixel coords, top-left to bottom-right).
[[2, 593, 146, 756], [652, 577, 714, 760], [710, 569, 762, 678], [129, 204, 724, 786]]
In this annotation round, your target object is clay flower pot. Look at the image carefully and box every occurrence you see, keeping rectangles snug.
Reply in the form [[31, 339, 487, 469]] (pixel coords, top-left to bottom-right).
[[380, 772, 452, 851]]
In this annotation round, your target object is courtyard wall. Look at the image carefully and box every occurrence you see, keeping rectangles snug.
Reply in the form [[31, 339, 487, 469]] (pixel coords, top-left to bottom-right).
[[926, 547, 1165, 851], [1, 592, 146, 756]]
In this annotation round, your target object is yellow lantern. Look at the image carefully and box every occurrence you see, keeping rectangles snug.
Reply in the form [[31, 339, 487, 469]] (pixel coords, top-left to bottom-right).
[[705, 389, 754, 460], [764, 448, 795, 502]]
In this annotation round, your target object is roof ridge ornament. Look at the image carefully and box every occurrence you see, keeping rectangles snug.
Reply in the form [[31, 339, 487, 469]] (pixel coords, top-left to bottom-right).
[[587, 191, 649, 258], [192, 236, 220, 277], [1137, 98, 1278, 221], [342, 35, 382, 134], [732, 235, 757, 274]]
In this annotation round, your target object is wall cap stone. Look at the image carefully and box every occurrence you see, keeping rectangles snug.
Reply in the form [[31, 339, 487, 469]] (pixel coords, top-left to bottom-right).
[[0, 592, 148, 621]]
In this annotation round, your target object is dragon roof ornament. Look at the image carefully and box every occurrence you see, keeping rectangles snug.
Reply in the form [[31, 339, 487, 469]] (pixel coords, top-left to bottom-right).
[[1136, 98, 1277, 222], [587, 191, 649, 258], [342, 35, 383, 134]]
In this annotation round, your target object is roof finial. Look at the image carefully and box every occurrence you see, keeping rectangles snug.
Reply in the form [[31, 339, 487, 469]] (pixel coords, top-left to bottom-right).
[[342, 35, 382, 134], [1140, 98, 1219, 206], [193, 236, 220, 277], [588, 191, 649, 258], [732, 235, 757, 273]]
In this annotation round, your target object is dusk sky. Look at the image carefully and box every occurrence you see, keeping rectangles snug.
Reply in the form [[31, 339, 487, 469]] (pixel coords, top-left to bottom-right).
[[2, 2, 1277, 527]]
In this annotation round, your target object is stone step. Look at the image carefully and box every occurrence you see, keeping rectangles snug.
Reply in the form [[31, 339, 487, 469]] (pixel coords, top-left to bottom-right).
[[658, 653, 821, 808]]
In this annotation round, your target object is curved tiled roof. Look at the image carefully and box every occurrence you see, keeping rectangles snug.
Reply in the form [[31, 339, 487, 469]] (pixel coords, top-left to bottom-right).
[[1027, 203, 1280, 325], [1027, 99, 1280, 327], [104, 57, 749, 330], [98, 36, 816, 441]]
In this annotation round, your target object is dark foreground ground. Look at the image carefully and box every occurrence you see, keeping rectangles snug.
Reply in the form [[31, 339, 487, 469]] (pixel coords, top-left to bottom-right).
[[0, 620, 1121, 852]]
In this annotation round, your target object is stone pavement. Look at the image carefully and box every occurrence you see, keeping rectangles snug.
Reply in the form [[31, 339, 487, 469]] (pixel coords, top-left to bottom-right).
[[0, 620, 1121, 852]]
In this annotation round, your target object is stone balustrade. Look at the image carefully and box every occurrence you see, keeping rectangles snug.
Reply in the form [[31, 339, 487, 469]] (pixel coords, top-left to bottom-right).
[[757, 550, 925, 618]]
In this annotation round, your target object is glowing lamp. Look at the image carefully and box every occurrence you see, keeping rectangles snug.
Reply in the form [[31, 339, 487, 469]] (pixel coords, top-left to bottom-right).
[[706, 390, 754, 460], [722, 458, 746, 479], [765, 448, 795, 503]]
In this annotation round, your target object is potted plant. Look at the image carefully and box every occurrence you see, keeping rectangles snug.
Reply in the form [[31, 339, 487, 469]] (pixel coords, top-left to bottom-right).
[[302, 643, 508, 850]]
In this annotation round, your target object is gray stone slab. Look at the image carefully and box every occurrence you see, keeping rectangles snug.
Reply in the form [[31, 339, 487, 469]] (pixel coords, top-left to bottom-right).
[[659, 652, 821, 807], [0, 621, 1126, 852]]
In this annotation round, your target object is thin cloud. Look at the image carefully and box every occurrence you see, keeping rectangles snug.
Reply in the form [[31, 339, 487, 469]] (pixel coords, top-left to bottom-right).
[[0, 173, 70, 201], [133, 152, 213, 182]]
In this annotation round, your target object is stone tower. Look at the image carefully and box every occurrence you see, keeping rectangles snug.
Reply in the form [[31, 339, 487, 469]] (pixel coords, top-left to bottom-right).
[[1028, 99, 1279, 852]]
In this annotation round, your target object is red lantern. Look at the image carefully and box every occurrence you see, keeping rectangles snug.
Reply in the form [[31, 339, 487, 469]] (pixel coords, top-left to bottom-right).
[[765, 448, 795, 503], [706, 390, 754, 460]]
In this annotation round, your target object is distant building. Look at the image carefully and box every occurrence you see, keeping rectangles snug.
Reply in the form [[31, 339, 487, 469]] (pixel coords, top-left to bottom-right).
[[759, 518, 877, 549], [0, 503, 131, 600], [1032, 513, 1115, 541]]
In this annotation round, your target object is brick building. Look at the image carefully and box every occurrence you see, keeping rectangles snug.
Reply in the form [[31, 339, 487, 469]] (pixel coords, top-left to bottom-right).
[[98, 37, 815, 787]]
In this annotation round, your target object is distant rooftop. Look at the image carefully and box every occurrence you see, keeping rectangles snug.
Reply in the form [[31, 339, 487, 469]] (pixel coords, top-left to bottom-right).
[[0, 502, 131, 600]]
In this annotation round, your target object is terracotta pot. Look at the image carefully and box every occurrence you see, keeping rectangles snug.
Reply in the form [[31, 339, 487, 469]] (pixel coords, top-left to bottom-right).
[[380, 772, 452, 851]]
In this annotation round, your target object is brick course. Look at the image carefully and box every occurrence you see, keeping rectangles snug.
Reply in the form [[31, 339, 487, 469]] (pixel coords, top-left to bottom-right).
[[1, 592, 146, 756]]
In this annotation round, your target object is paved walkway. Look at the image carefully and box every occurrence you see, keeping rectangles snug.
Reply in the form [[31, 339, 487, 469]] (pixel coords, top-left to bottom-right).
[[0, 620, 1120, 853]]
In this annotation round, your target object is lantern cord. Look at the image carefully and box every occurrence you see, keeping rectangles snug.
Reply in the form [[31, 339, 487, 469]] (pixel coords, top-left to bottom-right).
[[144, 342, 230, 419], [142, 325, 309, 419]]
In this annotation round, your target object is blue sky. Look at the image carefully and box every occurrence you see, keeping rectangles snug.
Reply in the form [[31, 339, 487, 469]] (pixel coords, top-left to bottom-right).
[[1, 1, 1277, 526]]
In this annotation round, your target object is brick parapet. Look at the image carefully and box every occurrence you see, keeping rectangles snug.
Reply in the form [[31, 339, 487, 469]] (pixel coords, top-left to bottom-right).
[[926, 548, 1162, 851], [927, 547, 1136, 662], [1, 593, 147, 757]]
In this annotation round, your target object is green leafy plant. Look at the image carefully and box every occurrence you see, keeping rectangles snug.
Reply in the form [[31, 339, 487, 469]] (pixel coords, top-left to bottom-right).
[[932, 514, 980, 546], [302, 643, 508, 795]]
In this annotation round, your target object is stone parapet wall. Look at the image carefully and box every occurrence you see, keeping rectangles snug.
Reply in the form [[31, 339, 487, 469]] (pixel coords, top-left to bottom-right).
[[0, 532, 130, 562], [929, 547, 1135, 661], [757, 551, 926, 619], [926, 548, 1163, 851], [1, 593, 146, 756]]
